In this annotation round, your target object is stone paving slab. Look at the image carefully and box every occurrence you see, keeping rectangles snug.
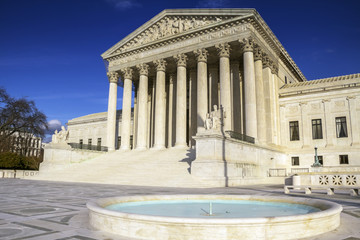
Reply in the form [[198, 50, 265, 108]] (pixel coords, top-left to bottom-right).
[[0, 179, 359, 240]]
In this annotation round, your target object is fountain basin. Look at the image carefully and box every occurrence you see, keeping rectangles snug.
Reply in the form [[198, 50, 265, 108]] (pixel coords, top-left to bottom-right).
[[87, 195, 342, 240]]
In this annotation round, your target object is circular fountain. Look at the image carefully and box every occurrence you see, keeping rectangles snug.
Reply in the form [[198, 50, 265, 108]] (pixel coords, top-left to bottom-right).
[[87, 195, 342, 240]]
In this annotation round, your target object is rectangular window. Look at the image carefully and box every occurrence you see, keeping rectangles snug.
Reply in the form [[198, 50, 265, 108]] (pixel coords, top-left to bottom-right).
[[336, 117, 348, 138], [339, 155, 349, 164], [289, 121, 300, 141], [312, 119, 323, 139], [97, 138, 101, 151], [79, 139, 83, 149], [117, 136, 121, 149], [314, 155, 323, 165], [130, 135, 133, 149], [88, 139, 92, 150], [285, 76, 288, 84], [291, 156, 299, 166]]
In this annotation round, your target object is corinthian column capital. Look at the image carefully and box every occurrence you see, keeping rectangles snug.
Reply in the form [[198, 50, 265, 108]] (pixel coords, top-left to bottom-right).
[[271, 62, 279, 74], [153, 59, 167, 72], [173, 53, 188, 67], [254, 47, 263, 61], [240, 37, 254, 52], [193, 48, 208, 63], [136, 63, 149, 76], [215, 43, 231, 58], [121, 68, 133, 79], [107, 71, 119, 83], [262, 56, 272, 69]]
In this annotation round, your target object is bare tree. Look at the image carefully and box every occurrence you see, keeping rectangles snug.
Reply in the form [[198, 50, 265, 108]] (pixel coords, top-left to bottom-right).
[[0, 87, 47, 154]]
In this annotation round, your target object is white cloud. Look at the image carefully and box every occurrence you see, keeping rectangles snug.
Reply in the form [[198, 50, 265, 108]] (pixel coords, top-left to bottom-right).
[[105, 0, 141, 10], [46, 119, 62, 134], [196, 0, 230, 8]]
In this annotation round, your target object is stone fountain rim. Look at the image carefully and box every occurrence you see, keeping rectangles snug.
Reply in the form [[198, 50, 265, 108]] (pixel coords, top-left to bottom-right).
[[87, 194, 342, 224]]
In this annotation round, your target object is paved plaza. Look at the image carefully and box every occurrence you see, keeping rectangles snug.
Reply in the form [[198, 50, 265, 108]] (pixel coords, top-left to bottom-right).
[[0, 179, 360, 240]]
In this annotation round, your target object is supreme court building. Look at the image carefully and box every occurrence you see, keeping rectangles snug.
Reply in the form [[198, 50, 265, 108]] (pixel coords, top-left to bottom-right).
[[66, 9, 360, 175]]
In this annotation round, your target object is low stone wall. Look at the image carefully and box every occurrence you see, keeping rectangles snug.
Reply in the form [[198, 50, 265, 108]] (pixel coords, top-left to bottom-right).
[[292, 166, 360, 187], [0, 170, 39, 178], [40, 143, 105, 171], [192, 132, 286, 187]]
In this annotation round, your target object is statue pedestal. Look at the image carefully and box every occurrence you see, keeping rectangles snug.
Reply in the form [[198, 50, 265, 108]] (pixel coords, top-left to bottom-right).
[[192, 131, 285, 187]]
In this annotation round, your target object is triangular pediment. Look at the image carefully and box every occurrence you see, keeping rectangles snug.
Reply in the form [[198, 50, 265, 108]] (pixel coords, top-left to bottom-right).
[[102, 9, 256, 59]]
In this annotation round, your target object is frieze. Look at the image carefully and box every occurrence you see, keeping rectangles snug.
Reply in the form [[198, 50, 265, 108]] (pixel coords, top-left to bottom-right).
[[114, 15, 235, 54]]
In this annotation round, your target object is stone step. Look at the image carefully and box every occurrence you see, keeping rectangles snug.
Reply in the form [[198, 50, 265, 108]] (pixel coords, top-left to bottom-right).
[[33, 148, 206, 187]]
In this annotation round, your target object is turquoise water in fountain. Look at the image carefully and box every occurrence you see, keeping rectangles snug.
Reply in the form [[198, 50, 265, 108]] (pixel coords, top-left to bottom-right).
[[106, 200, 320, 218]]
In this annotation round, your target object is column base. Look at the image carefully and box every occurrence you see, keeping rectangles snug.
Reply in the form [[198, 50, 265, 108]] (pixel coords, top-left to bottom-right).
[[174, 143, 188, 149], [120, 146, 131, 151], [107, 147, 116, 152], [135, 146, 147, 151], [152, 145, 166, 150]]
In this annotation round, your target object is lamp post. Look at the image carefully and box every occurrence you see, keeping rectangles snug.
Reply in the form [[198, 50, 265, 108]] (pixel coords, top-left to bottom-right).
[[312, 146, 322, 167]]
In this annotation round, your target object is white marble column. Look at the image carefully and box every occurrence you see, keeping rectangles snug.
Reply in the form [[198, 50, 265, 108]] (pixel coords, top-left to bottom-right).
[[231, 61, 241, 133], [174, 53, 188, 147], [189, 69, 197, 147], [106, 71, 119, 151], [216, 43, 232, 131], [153, 59, 167, 149], [208, 66, 218, 114], [262, 57, 274, 144], [194, 48, 208, 133], [254, 48, 266, 144], [120, 68, 133, 150], [135, 63, 149, 150], [133, 86, 138, 149], [241, 38, 257, 139], [167, 74, 175, 147]]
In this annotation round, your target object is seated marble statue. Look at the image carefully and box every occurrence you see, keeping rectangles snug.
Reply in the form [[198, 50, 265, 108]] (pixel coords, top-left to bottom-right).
[[51, 126, 69, 144]]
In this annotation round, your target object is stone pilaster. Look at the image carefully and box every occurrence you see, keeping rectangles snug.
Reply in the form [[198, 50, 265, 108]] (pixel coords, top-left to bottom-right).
[[120, 68, 133, 150], [174, 53, 188, 147], [347, 96, 359, 146], [254, 47, 266, 144], [135, 63, 149, 150], [241, 38, 257, 139], [194, 48, 208, 133], [216, 42, 232, 131], [300, 102, 310, 148], [106, 71, 119, 151], [153, 59, 167, 149], [322, 99, 333, 147]]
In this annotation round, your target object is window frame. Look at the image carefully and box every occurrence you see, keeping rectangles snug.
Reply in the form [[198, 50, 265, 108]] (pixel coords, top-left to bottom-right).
[[312, 119, 323, 139], [291, 156, 300, 166], [339, 155, 349, 164], [335, 116, 348, 138], [289, 121, 300, 141]]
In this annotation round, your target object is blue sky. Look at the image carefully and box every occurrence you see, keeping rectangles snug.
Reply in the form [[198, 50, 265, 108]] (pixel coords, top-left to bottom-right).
[[0, 0, 359, 139]]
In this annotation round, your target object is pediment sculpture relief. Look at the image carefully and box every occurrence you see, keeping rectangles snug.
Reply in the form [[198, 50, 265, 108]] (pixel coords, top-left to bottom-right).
[[114, 15, 234, 54]]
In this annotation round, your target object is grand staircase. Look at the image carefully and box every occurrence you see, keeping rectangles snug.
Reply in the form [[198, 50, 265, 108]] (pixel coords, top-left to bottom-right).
[[32, 148, 207, 187]]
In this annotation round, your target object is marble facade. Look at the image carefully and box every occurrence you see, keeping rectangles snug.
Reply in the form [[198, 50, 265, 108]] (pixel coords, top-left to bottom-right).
[[63, 9, 359, 182]]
